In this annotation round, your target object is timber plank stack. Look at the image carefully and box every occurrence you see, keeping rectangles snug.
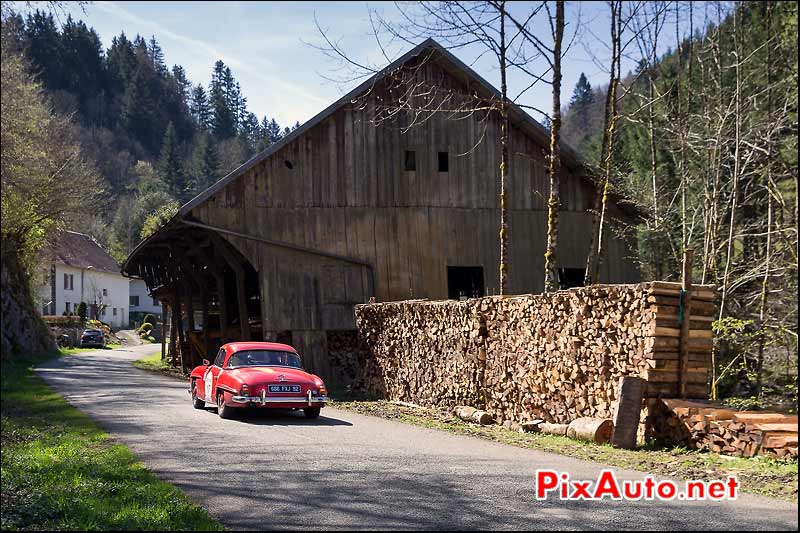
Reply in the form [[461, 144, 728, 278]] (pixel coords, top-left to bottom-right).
[[646, 399, 798, 459], [354, 282, 716, 426]]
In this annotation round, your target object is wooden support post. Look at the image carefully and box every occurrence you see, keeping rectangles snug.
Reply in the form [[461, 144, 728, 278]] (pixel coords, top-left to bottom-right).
[[217, 272, 229, 342], [679, 248, 694, 398], [185, 281, 195, 367], [201, 285, 210, 359], [174, 286, 185, 373], [611, 376, 646, 449], [169, 301, 177, 366], [235, 267, 250, 341], [161, 302, 167, 361]]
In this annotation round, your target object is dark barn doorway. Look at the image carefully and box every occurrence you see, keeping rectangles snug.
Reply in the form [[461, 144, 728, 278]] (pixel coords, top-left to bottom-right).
[[558, 267, 586, 290], [447, 266, 485, 300]]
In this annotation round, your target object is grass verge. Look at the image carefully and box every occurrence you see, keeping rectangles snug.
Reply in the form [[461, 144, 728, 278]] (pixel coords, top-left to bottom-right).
[[332, 400, 798, 502], [132, 351, 187, 379], [1, 351, 223, 530]]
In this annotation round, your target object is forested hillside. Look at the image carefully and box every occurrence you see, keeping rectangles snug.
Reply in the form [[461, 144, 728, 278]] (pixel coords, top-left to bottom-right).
[[561, 1, 797, 403], [3, 10, 298, 262]]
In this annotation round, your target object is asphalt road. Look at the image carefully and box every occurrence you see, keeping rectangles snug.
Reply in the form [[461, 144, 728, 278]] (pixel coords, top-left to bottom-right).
[[37, 345, 798, 531]]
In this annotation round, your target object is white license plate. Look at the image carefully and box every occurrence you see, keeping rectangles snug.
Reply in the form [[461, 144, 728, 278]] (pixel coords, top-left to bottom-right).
[[269, 385, 300, 393]]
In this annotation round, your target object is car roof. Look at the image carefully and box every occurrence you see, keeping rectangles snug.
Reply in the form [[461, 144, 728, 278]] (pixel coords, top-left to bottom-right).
[[224, 342, 298, 354]]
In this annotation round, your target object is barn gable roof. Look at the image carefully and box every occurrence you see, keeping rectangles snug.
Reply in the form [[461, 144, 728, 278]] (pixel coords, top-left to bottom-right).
[[179, 38, 597, 217]]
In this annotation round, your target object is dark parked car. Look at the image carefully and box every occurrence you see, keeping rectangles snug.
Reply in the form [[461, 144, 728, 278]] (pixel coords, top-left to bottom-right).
[[80, 329, 106, 348]]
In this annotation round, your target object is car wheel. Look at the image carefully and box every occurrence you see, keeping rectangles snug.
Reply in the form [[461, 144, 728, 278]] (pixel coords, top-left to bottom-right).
[[191, 383, 205, 409], [304, 407, 321, 419], [217, 391, 235, 419]]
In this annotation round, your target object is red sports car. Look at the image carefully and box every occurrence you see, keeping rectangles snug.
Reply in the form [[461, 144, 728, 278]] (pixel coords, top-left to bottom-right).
[[189, 342, 328, 419]]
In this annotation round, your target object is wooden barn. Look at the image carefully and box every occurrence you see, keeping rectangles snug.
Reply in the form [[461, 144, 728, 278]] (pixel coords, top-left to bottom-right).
[[122, 39, 641, 383]]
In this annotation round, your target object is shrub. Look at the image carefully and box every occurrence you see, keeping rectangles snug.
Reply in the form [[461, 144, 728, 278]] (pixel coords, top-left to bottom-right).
[[142, 314, 156, 326], [77, 302, 87, 322]]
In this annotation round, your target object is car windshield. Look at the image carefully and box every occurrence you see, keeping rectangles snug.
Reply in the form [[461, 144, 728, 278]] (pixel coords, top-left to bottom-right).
[[226, 350, 302, 369], [83, 330, 101, 335]]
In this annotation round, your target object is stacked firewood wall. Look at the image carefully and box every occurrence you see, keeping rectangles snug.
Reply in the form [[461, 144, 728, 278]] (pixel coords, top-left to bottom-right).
[[354, 300, 486, 406], [354, 282, 715, 426]]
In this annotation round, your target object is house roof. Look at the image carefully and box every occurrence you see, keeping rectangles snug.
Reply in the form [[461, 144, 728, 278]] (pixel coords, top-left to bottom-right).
[[44, 230, 121, 275]]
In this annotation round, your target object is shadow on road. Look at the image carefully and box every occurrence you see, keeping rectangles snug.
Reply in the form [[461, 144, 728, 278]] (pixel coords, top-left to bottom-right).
[[198, 407, 353, 427]]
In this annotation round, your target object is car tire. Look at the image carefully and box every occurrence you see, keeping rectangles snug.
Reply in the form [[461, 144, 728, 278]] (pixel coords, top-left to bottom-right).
[[304, 407, 321, 419], [191, 384, 205, 409], [217, 392, 235, 419]]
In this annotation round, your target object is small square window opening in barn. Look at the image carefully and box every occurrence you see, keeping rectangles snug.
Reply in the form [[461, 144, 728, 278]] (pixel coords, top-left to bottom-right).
[[438, 151, 449, 172], [558, 267, 585, 290], [404, 150, 416, 171], [447, 266, 485, 300]]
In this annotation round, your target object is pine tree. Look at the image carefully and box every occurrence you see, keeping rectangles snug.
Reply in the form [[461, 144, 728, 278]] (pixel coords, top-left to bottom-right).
[[22, 10, 65, 91], [191, 84, 211, 130], [240, 111, 261, 152], [190, 131, 220, 195], [148, 35, 167, 75], [172, 65, 190, 100], [210, 60, 236, 139], [107, 32, 137, 92], [157, 122, 184, 198], [256, 116, 273, 151], [267, 118, 282, 143], [563, 72, 597, 151], [570, 72, 594, 109]]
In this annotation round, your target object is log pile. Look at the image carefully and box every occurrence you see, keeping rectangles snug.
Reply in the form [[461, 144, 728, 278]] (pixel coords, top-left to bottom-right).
[[354, 299, 485, 406], [326, 330, 369, 386], [646, 399, 799, 459], [354, 282, 715, 427]]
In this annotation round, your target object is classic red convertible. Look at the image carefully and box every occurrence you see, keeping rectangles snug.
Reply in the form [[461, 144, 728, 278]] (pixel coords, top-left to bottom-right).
[[189, 342, 328, 419]]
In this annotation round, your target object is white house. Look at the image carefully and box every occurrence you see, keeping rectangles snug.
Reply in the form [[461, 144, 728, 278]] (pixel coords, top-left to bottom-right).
[[129, 278, 162, 323], [37, 230, 130, 329]]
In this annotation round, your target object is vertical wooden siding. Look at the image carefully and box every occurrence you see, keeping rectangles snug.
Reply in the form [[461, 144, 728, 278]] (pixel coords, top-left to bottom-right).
[[191, 60, 640, 331]]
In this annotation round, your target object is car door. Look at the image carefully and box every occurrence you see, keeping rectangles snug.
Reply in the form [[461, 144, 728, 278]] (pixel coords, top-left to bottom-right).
[[204, 348, 226, 401]]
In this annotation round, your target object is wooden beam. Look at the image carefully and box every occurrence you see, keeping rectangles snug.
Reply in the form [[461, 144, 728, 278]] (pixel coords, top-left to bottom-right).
[[679, 249, 694, 399]]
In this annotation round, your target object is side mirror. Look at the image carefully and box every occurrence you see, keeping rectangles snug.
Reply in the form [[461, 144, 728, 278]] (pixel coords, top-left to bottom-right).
[[203, 359, 210, 366]]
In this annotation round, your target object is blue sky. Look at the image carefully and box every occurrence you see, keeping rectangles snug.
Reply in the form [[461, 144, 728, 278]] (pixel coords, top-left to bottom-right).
[[17, 1, 704, 128]]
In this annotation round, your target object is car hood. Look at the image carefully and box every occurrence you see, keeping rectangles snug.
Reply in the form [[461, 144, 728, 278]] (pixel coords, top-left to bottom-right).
[[224, 366, 320, 385]]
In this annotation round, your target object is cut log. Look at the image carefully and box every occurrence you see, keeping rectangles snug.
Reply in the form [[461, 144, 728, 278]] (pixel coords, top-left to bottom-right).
[[471, 410, 494, 425], [567, 418, 614, 444], [520, 419, 544, 433], [539, 423, 569, 436]]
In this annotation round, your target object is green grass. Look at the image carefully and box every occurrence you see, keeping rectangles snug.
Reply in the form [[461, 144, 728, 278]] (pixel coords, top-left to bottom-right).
[[1, 351, 223, 530], [132, 352, 187, 379], [332, 400, 799, 502]]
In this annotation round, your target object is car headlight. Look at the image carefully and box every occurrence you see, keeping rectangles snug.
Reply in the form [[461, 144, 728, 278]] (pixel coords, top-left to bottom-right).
[[240, 384, 249, 396]]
